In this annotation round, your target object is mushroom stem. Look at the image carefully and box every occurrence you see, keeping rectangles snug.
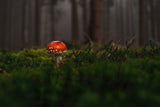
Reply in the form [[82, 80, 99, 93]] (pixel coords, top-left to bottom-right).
[[55, 54, 62, 69]]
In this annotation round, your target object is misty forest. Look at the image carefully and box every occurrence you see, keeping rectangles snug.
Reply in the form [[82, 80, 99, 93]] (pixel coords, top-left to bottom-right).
[[0, 0, 160, 49], [1, 0, 160, 106]]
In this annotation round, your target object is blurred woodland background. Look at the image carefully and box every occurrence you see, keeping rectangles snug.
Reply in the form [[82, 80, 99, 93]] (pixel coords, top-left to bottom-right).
[[0, 0, 160, 50]]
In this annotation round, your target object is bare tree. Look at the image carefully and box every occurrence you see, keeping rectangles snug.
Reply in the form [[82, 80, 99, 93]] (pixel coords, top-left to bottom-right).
[[89, 0, 102, 44]]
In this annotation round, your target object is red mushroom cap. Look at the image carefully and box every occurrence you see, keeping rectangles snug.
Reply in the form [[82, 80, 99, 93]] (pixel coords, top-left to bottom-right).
[[47, 41, 67, 54]]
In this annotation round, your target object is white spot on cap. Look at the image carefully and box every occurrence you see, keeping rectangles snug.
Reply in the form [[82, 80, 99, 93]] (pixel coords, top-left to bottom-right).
[[49, 47, 53, 49]]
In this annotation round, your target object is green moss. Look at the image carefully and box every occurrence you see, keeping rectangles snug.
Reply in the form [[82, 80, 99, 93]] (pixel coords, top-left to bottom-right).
[[0, 46, 160, 106]]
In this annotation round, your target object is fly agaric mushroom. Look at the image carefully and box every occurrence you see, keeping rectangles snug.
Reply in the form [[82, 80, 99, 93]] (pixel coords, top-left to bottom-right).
[[47, 41, 67, 68]]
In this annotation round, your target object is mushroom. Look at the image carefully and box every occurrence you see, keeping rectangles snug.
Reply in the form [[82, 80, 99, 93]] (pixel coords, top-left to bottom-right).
[[47, 41, 67, 69]]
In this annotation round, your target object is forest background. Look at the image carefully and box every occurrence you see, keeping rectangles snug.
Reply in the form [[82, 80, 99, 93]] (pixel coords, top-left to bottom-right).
[[0, 0, 160, 50]]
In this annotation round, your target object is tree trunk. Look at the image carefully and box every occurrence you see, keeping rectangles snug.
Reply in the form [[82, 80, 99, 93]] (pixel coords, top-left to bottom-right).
[[5, 0, 12, 49], [10, 0, 15, 50], [89, 0, 102, 44], [156, 0, 160, 41], [40, 0, 54, 47], [35, 0, 41, 46], [0, 0, 6, 48], [82, 0, 88, 35], [139, 0, 146, 46], [148, 0, 155, 40], [102, 0, 111, 43], [71, 0, 79, 41], [21, 0, 26, 48]]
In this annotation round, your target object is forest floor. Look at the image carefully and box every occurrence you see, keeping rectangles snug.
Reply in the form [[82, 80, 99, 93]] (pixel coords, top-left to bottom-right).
[[0, 44, 160, 106]]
